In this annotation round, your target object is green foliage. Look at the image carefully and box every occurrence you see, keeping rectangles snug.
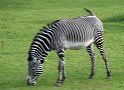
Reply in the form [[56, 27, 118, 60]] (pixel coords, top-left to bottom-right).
[[0, 0, 124, 90]]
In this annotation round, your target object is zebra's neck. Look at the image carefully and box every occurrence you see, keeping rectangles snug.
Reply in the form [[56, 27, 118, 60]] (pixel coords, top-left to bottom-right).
[[29, 30, 53, 63]]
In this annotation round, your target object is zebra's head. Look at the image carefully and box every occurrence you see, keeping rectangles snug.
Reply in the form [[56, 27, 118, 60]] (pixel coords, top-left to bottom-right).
[[27, 55, 43, 85]]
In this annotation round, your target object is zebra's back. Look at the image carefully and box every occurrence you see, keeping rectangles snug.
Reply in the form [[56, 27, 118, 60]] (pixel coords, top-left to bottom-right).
[[52, 16, 103, 49]]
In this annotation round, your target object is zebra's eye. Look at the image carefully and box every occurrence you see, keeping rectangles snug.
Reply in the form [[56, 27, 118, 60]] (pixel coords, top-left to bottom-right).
[[31, 67, 35, 71]]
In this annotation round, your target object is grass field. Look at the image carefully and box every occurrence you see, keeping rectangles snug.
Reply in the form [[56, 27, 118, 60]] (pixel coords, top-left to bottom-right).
[[0, 0, 124, 90]]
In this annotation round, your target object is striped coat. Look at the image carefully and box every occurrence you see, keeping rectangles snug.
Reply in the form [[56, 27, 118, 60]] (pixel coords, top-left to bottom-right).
[[27, 8, 110, 86]]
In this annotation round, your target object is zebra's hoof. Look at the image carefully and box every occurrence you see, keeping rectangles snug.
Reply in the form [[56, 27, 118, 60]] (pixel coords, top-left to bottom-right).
[[88, 76, 93, 79], [106, 76, 111, 79], [54, 83, 61, 87]]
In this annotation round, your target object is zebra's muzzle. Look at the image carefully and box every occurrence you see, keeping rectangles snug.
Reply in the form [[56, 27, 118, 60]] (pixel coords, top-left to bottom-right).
[[27, 77, 36, 85]]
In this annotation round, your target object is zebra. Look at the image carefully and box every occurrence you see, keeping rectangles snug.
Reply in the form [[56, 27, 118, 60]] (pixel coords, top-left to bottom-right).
[[27, 8, 111, 86]]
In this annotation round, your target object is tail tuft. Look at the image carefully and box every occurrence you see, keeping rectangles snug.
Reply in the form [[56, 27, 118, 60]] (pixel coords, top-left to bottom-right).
[[84, 8, 94, 16]]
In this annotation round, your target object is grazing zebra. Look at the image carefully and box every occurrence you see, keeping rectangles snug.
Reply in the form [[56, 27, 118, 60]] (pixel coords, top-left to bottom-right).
[[27, 8, 110, 86]]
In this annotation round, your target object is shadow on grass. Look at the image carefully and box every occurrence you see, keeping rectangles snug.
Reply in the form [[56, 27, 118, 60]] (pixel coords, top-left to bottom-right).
[[103, 14, 124, 22]]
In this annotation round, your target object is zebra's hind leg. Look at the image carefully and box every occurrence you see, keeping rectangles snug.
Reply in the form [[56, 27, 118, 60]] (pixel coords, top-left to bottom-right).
[[55, 49, 67, 86], [87, 44, 96, 79], [94, 38, 111, 79]]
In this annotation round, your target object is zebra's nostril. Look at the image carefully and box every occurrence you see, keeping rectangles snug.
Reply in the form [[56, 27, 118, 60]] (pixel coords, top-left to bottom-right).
[[31, 81, 36, 85]]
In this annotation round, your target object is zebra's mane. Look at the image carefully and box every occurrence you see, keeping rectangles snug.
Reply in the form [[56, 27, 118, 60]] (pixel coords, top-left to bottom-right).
[[39, 20, 60, 32], [31, 19, 60, 42], [29, 20, 60, 54]]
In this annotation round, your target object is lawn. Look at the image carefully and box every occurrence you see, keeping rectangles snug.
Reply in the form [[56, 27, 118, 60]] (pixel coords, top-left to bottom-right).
[[0, 0, 124, 90]]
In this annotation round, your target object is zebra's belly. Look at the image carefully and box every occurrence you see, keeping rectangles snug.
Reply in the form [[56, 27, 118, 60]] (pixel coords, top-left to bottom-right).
[[64, 39, 93, 49]]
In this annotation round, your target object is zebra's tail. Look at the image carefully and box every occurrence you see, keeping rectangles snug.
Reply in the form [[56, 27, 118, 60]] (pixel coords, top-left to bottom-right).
[[84, 8, 95, 16]]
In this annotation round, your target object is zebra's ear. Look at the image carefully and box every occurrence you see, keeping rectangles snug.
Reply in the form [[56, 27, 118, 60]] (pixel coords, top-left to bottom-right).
[[28, 55, 33, 61]]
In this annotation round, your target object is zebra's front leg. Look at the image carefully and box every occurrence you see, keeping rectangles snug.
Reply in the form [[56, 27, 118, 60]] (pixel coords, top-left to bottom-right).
[[87, 45, 96, 79], [55, 60, 62, 86], [61, 59, 66, 83], [55, 50, 67, 86]]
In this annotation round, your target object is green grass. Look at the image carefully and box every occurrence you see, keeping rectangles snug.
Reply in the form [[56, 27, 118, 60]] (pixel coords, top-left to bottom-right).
[[0, 0, 124, 90]]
